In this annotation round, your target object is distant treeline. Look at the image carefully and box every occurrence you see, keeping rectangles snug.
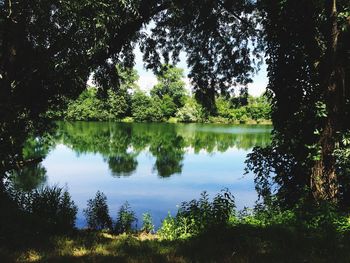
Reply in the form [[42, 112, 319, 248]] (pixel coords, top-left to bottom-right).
[[47, 65, 271, 124]]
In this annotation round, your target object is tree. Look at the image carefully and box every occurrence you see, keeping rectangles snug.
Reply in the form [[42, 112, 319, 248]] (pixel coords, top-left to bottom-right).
[[176, 98, 203, 123], [66, 88, 106, 121], [151, 65, 187, 106], [247, 0, 350, 206], [131, 90, 153, 121], [142, 1, 262, 113], [150, 65, 187, 119], [1, 0, 261, 177], [105, 65, 140, 119], [83, 191, 112, 230], [114, 201, 137, 234], [66, 65, 138, 120]]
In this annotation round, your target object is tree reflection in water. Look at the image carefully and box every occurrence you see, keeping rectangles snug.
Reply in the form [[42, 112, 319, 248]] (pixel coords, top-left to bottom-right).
[[13, 121, 271, 190]]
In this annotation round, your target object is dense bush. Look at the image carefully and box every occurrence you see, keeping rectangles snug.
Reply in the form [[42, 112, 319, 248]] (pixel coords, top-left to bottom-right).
[[131, 91, 164, 122], [158, 189, 235, 240], [66, 88, 130, 121], [3, 184, 77, 236], [66, 88, 107, 121], [175, 98, 204, 122], [28, 186, 78, 234], [216, 95, 271, 123], [83, 191, 112, 230], [64, 89, 271, 123]]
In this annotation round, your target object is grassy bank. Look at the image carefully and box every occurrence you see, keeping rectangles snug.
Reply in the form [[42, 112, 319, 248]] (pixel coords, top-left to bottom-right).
[[3, 188, 348, 262], [2, 224, 350, 263]]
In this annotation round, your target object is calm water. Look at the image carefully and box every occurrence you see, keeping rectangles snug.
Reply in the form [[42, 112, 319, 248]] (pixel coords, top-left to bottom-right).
[[38, 122, 271, 227]]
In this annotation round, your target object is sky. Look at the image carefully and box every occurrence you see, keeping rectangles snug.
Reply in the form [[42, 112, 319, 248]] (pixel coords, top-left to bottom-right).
[[134, 45, 268, 97]]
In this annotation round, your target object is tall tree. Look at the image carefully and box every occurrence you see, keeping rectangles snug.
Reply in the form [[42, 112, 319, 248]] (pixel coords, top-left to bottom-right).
[[150, 64, 187, 118], [141, 0, 262, 113], [247, 0, 350, 206]]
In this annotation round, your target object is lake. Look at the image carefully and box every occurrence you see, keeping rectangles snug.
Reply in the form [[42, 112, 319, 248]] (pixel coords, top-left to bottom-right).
[[29, 122, 271, 228]]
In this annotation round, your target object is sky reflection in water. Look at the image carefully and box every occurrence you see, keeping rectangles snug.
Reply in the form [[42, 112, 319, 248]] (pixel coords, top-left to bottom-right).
[[42, 122, 271, 228]]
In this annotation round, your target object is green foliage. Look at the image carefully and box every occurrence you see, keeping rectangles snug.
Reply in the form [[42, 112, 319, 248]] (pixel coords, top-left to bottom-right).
[[5, 185, 77, 235], [28, 186, 77, 234], [245, 96, 272, 121], [159, 95, 177, 119], [131, 90, 152, 121], [61, 64, 270, 124], [158, 189, 235, 240], [84, 191, 112, 231], [158, 212, 180, 241], [151, 65, 187, 109], [65, 65, 138, 121], [141, 213, 154, 234], [105, 89, 129, 119], [216, 97, 232, 118], [237, 204, 296, 227], [175, 98, 204, 123], [114, 201, 137, 234], [229, 107, 249, 123], [131, 91, 163, 122], [66, 88, 106, 121], [66, 87, 131, 121], [215, 94, 271, 123], [247, 0, 350, 206]]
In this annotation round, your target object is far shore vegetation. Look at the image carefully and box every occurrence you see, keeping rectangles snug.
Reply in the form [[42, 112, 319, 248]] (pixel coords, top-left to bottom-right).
[[46, 65, 271, 125]]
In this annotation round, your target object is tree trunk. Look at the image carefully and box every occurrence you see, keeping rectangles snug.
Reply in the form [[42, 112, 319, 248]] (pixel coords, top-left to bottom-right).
[[310, 0, 344, 203]]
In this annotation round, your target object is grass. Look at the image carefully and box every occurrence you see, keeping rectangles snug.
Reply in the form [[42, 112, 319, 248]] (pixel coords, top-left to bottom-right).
[[2, 188, 348, 262], [2, 224, 350, 263]]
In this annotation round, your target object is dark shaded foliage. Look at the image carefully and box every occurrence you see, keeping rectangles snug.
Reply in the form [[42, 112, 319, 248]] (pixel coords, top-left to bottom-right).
[[83, 191, 113, 230], [0, 184, 77, 248], [247, 0, 350, 206]]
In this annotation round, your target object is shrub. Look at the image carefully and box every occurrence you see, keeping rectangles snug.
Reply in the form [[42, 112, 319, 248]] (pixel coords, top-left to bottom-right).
[[114, 201, 137, 234], [158, 189, 235, 240], [141, 212, 155, 233], [158, 212, 178, 240], [28, 186, 78, 234], [66, 88, 107, 121], [83, 191, 112, 230], [176, 99, 203, 122]]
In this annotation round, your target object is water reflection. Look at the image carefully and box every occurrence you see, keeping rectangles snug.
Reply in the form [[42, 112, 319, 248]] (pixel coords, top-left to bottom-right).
[[9, 163, 47, 192], [53, 122, 271, 178], [9, 137, 51, 191], [11, 122, 271, 189], [11, 122, 272, 227], [108, 155, 138, 177]]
